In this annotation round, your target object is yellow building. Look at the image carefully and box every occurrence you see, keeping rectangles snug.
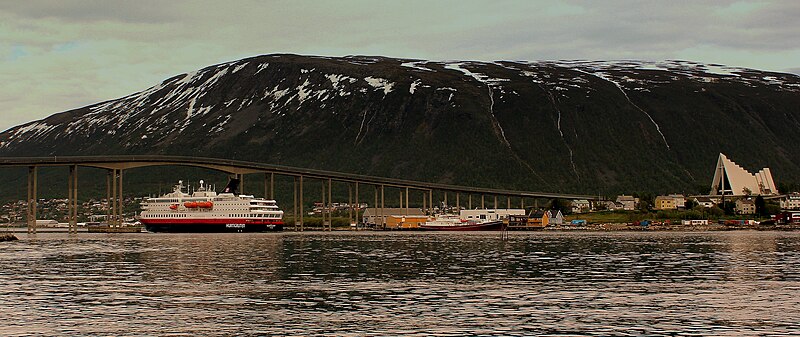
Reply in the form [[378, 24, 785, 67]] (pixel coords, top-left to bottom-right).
[[654, 196, 677, 210], [526, 211, 550, 228], [386, 215, 430, 229]]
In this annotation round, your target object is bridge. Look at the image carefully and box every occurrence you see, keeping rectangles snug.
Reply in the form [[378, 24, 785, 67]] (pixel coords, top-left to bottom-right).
[[0, 155, 600, 233]]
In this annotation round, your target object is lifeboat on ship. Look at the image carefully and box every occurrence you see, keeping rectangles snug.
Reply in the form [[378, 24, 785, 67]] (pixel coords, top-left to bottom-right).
[[198, 201, 213, 208], [169, 204, 178, 210], [184, 201, 198, 208]]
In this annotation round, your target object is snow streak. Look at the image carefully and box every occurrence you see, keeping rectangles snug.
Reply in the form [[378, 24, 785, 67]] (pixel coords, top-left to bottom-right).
[[572, 68, 670, 149], [486, 85, 511, 149], [445, 63, 511, 149], [445, 62, 546, 184], [610, 78, 670, 150], [355, 110, 368, 144], [537, 82, 579, 179]]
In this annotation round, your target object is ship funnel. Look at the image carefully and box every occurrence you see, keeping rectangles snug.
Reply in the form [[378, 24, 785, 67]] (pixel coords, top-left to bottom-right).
[[222, 178, 240, 195]]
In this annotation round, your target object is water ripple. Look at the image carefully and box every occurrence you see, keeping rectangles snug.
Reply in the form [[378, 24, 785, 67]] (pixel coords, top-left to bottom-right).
[[0, 231, 799, 336]]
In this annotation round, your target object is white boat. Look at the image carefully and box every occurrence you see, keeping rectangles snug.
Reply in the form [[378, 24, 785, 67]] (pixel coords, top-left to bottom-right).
[[139, 179, 284, 232]]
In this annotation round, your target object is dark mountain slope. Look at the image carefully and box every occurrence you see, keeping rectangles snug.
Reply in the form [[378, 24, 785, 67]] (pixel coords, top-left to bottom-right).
[[1, 54, 799, 195]]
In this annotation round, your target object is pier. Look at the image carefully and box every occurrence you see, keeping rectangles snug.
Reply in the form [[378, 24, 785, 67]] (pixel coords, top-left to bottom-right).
[[0, 155, 599, 233]]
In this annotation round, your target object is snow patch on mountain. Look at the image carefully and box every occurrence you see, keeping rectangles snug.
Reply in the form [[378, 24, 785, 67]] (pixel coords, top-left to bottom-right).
[[211, 114, 232, 133], [409, 79, 422, 94], [401, 61, 434, 72], [7, 122, 56, 139], [444, 62, 511, 85], [326, 74, 358, 96], [364, 77, 394, 95], [255, 62, 270, 74], [232, 63, 248, 74], [297, 79, 312, 103]]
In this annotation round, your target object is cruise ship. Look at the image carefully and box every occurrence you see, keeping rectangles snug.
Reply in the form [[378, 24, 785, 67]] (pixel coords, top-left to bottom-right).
[[139, 179, 284, 232]]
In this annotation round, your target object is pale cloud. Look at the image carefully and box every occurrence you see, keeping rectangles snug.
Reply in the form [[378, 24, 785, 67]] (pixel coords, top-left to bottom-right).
[[1, 0, 798, 131]]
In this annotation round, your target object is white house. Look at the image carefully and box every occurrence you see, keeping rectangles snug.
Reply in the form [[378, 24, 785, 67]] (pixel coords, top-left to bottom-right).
[[602, 200, 624, 211], [571, 199, 591, 213], [669, 194, 686, 209], [694, 197, 716, 208], [735, 199, 756, 215], [546, 209, 564, 226], [615, 195, 639, 211], [780, 193, 800, 210]]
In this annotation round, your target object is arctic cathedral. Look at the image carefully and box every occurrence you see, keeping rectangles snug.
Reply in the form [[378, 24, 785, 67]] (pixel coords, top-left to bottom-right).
[[710, 153, 778, 196]]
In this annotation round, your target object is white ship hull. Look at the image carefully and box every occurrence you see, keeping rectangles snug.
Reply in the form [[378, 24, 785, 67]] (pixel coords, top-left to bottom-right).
[[139, 179, 284, 233]]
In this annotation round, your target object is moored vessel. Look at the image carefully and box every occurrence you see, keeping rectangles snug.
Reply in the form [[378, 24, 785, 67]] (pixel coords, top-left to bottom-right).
[[139, 179, 284, 233], [86, 222, 144, 233], [419, 215, 506, 231]]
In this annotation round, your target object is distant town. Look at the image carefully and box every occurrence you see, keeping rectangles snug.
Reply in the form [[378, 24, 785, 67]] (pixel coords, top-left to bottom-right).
[[3, 190, 799, 231], [2, 153, 799, 231]]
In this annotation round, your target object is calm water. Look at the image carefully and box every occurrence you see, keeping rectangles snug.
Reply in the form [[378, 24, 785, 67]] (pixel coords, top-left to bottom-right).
[[1, 231, 799, 336]]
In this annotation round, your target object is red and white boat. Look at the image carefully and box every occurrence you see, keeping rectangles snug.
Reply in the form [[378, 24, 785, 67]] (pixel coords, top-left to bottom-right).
[[139, 179, 283, 232], [419, 215, 506, 231]]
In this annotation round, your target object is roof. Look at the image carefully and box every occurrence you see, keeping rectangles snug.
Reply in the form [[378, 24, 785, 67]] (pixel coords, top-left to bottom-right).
[[528, 210, 547, 218]]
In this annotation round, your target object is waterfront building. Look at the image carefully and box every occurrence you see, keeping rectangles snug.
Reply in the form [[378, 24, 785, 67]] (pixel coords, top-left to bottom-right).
[[654, 196, 677, 210], [385, 215, 430, 229], [710, 153, 778, 196], [780, 193, 800, 210], [615, 195, 639, 211], [571, 199, 591, 213], [546, 209, 564, 226], [669, 194, 687, 209], [527, 210, 550, 227], [694, 197, 716, 208], [773, 211, 800, 224], [602, 200, 624, 211], [735, 199, 756, 215], [362, 208, 425, 226]]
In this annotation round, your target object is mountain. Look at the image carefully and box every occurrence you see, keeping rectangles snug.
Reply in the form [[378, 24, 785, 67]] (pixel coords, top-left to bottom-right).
[[2, 54, 800, 196]]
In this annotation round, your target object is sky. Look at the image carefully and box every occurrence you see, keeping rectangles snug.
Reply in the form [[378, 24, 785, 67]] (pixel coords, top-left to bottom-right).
[[1, 0, 799, 132]]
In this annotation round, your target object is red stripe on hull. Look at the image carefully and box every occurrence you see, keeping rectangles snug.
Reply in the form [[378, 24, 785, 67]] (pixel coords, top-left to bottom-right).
[[140, 218, 284, 225]]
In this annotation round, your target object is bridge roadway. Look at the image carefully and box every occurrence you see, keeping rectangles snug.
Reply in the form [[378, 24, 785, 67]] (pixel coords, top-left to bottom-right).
[[0, 155, 599, 233]]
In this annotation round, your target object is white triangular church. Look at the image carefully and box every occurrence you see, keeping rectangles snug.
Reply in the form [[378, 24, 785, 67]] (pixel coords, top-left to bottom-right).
[[710, 153, 777, 196]]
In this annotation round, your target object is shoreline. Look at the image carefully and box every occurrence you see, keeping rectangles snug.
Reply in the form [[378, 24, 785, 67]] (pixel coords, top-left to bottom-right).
[[3, 224, 799, 234]]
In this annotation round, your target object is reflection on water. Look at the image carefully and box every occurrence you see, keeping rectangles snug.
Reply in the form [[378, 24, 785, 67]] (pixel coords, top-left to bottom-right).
[[1, 231, 799, 336]]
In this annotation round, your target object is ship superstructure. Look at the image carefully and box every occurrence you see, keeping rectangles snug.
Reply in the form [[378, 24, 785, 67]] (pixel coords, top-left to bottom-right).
[[139, 179, 283, 232]]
